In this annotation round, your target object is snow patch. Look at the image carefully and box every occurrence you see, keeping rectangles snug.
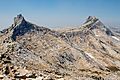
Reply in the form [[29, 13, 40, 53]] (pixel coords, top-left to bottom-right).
[[82, 21, 93, 27], [112, 36, 120, 41], [95, 35, 99, 37], [85, 52, 95, 59]]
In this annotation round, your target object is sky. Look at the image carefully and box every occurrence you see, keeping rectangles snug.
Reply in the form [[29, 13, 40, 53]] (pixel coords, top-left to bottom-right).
[[0, 0, 120, 30]]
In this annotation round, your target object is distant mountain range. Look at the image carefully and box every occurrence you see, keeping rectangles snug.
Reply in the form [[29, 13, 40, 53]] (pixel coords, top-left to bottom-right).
[[110, 27, 120, 34], [0, 14, 120, 80]]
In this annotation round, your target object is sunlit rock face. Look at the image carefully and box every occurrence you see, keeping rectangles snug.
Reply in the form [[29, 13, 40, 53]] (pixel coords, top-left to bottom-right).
[[0, 15, 120, 80]]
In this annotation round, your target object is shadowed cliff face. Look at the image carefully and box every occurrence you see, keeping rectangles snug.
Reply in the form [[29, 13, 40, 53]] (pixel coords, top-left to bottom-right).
[[0, 15, 120, 80], [11, 15, 34, 40], [1, 14, 51, 41]]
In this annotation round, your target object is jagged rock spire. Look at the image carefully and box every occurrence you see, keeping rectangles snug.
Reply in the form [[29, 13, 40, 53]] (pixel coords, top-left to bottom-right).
[[84, 16, 99, 24], [82, 16, 101, 29], [14, 14, 25, 26], [87, 16, 98, 21], [82, 16, 114, 36]]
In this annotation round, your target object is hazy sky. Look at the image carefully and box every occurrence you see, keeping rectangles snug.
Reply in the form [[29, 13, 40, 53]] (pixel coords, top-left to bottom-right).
[[0, 0, 120, 30]]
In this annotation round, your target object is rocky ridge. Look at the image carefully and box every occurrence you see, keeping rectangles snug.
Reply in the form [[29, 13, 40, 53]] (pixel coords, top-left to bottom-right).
[[0, 14, 120, 80]]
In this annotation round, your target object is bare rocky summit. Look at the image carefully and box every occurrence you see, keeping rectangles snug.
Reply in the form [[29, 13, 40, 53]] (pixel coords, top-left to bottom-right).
[[0, 14, 120, 80]]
